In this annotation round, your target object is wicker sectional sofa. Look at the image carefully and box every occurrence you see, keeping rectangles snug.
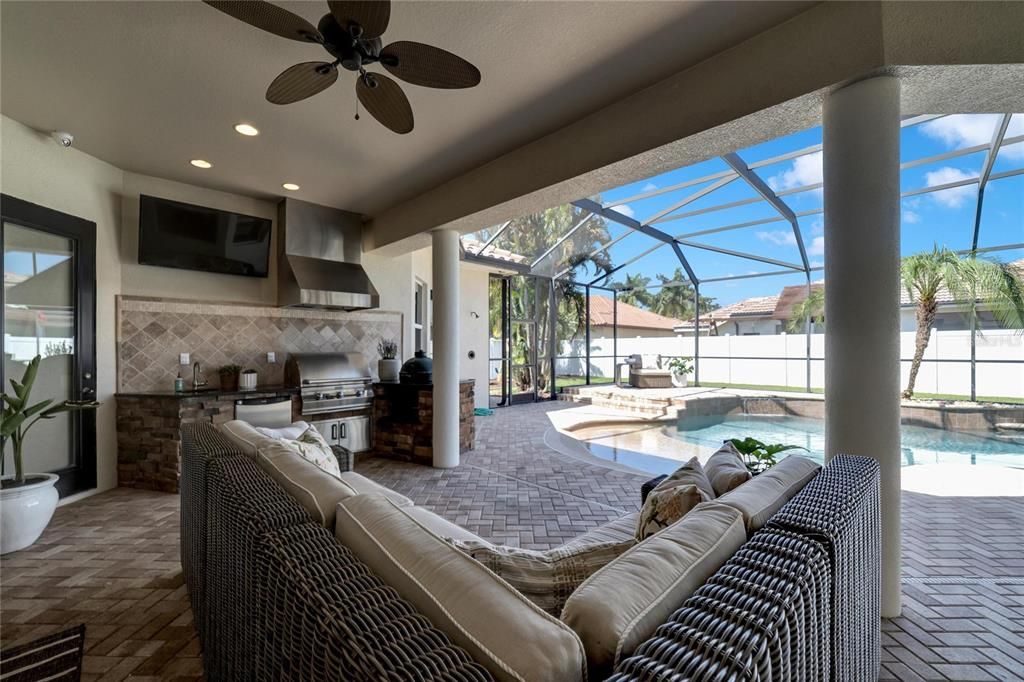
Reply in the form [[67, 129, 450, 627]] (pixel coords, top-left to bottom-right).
[[181, 421, 881, 681]]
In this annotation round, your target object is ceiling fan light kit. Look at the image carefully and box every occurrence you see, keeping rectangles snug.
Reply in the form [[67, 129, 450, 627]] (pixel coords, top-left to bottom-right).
[[204, 0, 481, 134]]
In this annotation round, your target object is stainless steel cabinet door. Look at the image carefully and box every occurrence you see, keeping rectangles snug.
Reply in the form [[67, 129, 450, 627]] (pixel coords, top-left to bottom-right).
[[337, 416, 370, 453]]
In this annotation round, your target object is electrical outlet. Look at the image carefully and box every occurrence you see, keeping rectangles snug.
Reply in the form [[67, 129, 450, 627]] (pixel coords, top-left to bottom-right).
[[267, 352, 276, 363], [180, 353, 190, 365]]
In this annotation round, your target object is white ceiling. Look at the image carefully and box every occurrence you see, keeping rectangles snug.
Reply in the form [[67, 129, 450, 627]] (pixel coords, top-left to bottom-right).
[[1, 1, 811, 218]]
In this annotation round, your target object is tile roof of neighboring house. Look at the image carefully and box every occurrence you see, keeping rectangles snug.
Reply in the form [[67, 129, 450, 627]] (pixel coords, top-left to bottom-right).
[[588, 295, 685, 331], [773, 282, 824, 320], [461, 237, 529, 264], [702, 295, 780, 321]]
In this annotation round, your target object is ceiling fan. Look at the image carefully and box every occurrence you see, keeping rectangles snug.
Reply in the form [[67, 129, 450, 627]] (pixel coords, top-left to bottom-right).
[[204, 0, 481, 134]]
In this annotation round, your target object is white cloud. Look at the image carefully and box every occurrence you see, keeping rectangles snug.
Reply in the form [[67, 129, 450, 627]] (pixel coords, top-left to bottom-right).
[[767, 151, 823, 192], [810, 219, 824, 235], [923, 166, 977, 208], [642, 183, 658, 192], [807, 236, 825, 257], [756, 230, 797, 247], [902, 210, 921, 224], [921, 114, 1024, 160], [611, 203, 635, 218]]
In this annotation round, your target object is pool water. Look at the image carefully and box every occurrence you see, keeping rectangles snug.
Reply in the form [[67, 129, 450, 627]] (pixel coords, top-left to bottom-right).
[[569, 415, 1024, 477], [674, 415, 1024, 469]]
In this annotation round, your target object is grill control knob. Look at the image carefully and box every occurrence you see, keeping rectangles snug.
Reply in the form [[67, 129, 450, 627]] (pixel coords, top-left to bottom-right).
[[314, 392, 324, 400], [334, 391, 342, 399]]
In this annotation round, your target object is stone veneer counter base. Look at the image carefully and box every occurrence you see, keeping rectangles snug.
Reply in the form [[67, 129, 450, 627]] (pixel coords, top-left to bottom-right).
[[372, 381, 475, 465], [116, 389, 299, 492]]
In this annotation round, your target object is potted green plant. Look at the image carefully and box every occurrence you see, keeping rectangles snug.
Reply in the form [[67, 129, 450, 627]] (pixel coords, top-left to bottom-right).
[[377, 339, 400, 383], [219, 365, 242, 392], [1, 355, 100, 554], [726, 437, 807, 475], [666, 357, 693, 388]]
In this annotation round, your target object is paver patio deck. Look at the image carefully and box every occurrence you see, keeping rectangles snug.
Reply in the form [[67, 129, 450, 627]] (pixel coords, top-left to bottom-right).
[[1, 401, 1021, 680]]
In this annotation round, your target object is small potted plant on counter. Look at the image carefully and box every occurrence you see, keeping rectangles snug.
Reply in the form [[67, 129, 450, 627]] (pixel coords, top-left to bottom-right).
[[219, 364, 242, 392], [1, 355, 100, 554], [666, 357, 693, 387], [377, 339, 400, 383], [726, 437, 807, 475]]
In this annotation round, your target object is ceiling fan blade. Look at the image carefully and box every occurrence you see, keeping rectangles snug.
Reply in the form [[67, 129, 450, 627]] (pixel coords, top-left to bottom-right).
[[266, 62, 338, 104], [327, 1, 390, 40], [356, 73, 413, 134], [203, 1, 322, 42], [380, 41, 480, 89]]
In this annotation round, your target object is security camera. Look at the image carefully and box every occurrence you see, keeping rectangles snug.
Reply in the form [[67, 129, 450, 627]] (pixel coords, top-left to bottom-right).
[[52, 131, 74, 148]]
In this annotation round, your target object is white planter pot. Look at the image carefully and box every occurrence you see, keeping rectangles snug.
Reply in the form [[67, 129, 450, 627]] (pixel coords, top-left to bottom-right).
[[671, 372, 689, 388], [378, 358, 401, 383], [1, 473, 59, 555]]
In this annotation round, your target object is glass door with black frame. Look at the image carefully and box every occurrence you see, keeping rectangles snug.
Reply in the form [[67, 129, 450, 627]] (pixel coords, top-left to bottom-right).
[[2, 195, 97, 498]]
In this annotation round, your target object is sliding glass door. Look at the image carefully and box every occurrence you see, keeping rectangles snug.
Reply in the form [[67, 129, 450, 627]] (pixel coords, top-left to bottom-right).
[[2, 195, 97, 497]]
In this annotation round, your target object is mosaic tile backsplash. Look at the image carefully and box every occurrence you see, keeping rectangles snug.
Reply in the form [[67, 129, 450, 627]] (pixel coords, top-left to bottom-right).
[[117, 296, 403, 393]]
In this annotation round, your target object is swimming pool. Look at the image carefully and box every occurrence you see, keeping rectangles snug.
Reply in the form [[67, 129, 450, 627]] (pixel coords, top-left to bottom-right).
[[568, 414, 1024, 477]]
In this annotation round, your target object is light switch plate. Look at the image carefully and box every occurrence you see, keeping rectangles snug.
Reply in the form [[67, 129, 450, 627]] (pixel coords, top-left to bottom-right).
[[179, 353, 190, 365], [267, 352, 276, 363]]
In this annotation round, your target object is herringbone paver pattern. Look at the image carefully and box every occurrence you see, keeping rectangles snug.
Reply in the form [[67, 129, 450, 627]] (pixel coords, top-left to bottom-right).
[[1, 401, 1021, 680], [0, 488, 201, 681]]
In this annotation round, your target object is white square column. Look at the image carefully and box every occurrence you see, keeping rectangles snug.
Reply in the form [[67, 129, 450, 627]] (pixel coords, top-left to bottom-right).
[[431, 228, 460, 468], [823, 75, 902, 617]]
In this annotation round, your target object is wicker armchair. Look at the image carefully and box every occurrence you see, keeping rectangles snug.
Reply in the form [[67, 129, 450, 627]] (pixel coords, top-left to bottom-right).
[[180, 423, 492, 681]]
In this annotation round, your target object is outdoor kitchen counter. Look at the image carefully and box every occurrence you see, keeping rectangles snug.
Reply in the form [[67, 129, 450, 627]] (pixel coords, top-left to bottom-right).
[[115, 384, 299, 399], [371, 380, 475, 464], [116, 387, 301, 493]]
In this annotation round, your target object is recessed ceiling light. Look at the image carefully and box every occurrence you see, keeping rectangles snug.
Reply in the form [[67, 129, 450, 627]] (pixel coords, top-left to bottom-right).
[[234, 123, 259, 137], [282, 183, 300, 191], [190, 159, 212, 169]]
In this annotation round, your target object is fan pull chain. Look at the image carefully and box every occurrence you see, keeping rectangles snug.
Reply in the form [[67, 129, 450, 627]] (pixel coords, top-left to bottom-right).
[[354, 97, 360, 121]]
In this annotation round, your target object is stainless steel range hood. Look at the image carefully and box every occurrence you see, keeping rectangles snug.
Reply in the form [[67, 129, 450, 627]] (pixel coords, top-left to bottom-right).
[[277, 198, 379, 310]]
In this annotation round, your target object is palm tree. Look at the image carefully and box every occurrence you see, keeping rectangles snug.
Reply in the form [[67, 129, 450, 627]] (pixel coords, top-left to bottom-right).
[[649, 268, 717, 320], [787, 285, 825, 333], [615, 274, 654, 309], [901, 247, 1024, 399]]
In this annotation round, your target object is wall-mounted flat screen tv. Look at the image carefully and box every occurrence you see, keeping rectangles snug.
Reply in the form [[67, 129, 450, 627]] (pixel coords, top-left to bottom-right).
[[138, 194, 272, 278]]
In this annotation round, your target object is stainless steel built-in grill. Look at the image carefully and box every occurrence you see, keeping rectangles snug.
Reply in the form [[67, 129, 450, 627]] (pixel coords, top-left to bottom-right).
[[285, 352, 373, 415]]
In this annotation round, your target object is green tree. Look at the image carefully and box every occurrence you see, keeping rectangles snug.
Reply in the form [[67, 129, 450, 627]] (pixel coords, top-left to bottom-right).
[[901, 247, 1024, 399], [646, 268, 716, 320], [486, 204, 614, 396], [615, 274, 654, 309], [786, 285, 825, 333]]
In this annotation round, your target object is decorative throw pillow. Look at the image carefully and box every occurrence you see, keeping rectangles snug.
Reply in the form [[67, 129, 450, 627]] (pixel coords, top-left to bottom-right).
[[256, 421, 310, 440], [705, 441, 752, 496], [450, 538, 635, 617], [280, 427, 341, 478], [657, 457, 716, 500], [634, 483, 709, 541]]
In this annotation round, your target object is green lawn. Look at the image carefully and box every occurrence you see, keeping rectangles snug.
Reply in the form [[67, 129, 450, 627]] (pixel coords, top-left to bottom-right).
[[555, 375, 616, 388], [697, 382, 1023, 405]]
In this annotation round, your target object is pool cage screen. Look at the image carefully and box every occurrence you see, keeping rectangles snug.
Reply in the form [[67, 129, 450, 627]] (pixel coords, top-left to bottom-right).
[[468, 114, 1024, 404]]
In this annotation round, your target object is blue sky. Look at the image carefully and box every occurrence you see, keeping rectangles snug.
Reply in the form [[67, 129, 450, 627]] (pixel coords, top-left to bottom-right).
[[557, 114, 1023, 307]]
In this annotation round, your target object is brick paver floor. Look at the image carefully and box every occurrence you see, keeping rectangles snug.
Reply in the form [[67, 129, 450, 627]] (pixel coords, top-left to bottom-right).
[[1, 401, 1021, 680]]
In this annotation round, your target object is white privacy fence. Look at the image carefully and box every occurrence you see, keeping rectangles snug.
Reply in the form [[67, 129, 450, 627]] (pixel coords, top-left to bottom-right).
[[546, 329, 1023, 398]]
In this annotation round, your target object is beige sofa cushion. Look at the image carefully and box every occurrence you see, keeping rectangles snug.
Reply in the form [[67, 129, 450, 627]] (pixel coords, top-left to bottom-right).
[[451, 538, 634, 616], [335, 493, 587, 682], [254, 440, 412, 527], [714, 455, 820, 533], [561, 502, 745, 679], [705, 441, 752, 496], [219, 419, 269, 456], [564, 512, 639, 548]]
